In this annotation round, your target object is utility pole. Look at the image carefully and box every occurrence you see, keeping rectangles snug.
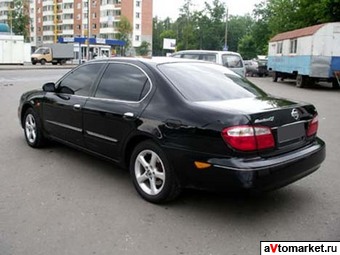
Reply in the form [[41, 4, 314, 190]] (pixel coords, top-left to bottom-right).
[[53, 0, 57, 43], [224, 4, 228, 51], [87, 0, 91, 60]]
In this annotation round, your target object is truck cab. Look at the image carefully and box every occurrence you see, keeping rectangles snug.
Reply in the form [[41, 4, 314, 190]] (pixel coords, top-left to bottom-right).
[[31, 47, 52, 65]]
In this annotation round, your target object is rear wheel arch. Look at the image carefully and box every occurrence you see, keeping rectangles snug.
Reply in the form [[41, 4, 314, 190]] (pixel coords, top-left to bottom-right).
[[129, 140, 182, 203], [123, 134, 160, 168]]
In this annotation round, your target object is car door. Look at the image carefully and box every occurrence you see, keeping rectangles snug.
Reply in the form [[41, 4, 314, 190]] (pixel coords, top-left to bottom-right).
[[83, 62, 152, 161], [42, 63, 105, 147]]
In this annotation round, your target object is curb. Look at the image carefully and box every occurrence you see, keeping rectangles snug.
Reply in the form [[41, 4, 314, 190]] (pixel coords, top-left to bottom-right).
[[0, 64, 78, 71]]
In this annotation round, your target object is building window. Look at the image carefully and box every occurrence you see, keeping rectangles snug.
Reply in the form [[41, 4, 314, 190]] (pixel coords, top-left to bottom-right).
[[136, 12, 140, 18], [276, 42, 283, 54], [136, 1, 140, 7], [135, 24, 140, 30], [290, 39, 297, 54], [77, 3, 81, 9], [92, 12, 97, 18], [92, 23, 97, 29], [135, 35, 140, 41]]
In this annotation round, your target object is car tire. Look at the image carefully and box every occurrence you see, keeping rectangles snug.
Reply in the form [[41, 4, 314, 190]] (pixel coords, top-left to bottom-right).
[[332, 79, 340, 90], [23, 108, 46, 148], [130, 141, 181, 203], [40, 59, 46, 65], [296, 74, 307, 88]]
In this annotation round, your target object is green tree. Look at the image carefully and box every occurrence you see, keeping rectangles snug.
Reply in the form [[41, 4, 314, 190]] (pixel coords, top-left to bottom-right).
[[227, 15, 253, 52], [136, 41, 151, 56], [152, 17, 176, 55], [175, 0, 196, 50], [117, 16, 132, 55], [238, 34, 258, 60], [8, 0, 30, 42]]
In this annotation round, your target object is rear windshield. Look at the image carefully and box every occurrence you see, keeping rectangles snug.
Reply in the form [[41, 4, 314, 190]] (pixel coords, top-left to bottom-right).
[[158, 63, 266, 102]]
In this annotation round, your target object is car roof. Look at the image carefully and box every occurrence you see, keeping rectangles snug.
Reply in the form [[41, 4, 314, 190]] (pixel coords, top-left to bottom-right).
[[173, 50, 241, 56], [87, 57, 238, 75], [88, 56, 212, 65]]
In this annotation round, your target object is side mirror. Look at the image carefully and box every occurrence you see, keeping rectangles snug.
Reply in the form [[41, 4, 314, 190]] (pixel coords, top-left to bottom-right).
[[42, 82, 56, 92]]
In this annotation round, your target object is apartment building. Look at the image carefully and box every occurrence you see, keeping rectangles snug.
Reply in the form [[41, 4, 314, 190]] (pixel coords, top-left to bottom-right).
[[0, 0, 152, 51]]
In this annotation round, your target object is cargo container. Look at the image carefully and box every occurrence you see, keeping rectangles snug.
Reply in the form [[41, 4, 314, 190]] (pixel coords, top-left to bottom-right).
[[267, 22, 340, 89]]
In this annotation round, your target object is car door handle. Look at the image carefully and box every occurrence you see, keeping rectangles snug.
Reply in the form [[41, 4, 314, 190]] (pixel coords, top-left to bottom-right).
[[123, 112, 135, 119], [73, 104, 81, 111]]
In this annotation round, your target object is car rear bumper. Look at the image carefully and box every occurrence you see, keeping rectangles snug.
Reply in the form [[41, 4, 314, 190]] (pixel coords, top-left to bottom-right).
[[166, 138, 326, 191]]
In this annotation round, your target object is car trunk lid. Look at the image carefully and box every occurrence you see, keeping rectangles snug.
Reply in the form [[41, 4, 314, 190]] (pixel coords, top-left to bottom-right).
[[195, 96, 318, 156]]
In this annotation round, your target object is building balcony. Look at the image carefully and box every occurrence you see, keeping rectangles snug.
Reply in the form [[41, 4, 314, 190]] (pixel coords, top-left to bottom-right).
[[43, 20, 54, 26], [100, 27, 118, 34], [100, 4, 121, 11], [63, 29, 74, 35], [43, 30, 55, 36], [62, 19, 73, 25], [42, 0, 54, 7], [42, 10, 54, 16], [63, 8, 74, 14]]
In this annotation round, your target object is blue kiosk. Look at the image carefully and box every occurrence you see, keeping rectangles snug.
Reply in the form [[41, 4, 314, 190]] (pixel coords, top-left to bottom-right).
[[58, 37, 126, 63]]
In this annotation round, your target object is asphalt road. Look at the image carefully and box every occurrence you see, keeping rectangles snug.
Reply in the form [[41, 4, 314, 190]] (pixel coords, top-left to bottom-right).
[[0, 69, 339, 255]]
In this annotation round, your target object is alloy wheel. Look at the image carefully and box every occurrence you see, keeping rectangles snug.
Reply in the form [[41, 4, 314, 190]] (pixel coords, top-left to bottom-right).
[[25, 114, 37, 144], [134, 149, 166, 196]]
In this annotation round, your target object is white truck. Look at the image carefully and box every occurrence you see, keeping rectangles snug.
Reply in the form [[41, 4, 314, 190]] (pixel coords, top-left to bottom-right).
[[267, 22, 340, 89], [31, 43, 74, 65]]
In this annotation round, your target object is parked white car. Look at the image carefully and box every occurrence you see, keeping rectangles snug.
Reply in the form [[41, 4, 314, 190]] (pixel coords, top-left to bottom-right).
[[170, 50, 246, 77]]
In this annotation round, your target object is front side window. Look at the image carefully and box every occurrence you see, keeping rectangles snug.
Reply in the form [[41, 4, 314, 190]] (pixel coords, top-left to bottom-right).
[[95, 63, 151, 101], [222, 54, 243, 68], [57, 63, 104, 96]]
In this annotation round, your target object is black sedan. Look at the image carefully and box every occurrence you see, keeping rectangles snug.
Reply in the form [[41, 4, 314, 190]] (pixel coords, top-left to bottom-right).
[[18, 57, 325, 203]]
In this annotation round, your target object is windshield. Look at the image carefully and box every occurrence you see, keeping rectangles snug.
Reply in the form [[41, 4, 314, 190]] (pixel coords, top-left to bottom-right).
[[158, 63, 266, 102], [33, 48, 48, 54]]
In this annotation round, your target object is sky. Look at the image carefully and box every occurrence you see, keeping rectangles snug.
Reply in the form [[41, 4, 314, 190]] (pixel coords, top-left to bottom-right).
[[153, 0, 262, 20]]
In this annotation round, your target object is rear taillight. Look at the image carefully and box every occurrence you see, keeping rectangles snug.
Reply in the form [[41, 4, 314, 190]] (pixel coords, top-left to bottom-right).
[[221, 125, 275, 152], [307, 115, 318, 137]]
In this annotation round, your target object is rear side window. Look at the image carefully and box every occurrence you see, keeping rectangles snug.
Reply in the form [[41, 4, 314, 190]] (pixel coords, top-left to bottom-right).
[[95, 63, 151, 101], [158, 63, 265, 102], [182, 54, 200, 60], [201, 54, 216, 63], [222, 54, 243, 68]]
